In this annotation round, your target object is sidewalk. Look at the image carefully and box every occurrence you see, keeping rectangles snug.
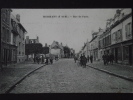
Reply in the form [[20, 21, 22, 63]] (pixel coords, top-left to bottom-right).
[[0, 61, 45, 94], [87, 61, 133, 82]]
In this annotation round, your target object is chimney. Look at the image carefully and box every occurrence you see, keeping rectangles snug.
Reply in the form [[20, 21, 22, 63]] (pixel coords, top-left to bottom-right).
[[116, 9, 121, 15], [99, 27, 102, 32], [45, 43, 47, 47], [16, 14, 20, 22], [26, 36, 29, 44]]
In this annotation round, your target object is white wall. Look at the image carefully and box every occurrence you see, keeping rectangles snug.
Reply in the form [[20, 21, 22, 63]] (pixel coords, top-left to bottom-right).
[[50, 49, 60, 55]]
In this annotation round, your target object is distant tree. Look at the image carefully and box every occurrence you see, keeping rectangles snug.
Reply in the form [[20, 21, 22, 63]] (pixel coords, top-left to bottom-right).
[[25, 43, 43, 58], [42, 47, 49, 55], [63, 46, 70, 58]]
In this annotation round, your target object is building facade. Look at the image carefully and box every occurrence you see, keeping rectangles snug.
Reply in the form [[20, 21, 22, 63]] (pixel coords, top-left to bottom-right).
[[99, 9, 132, 66], [1, 9, 13, 67], [14, 14, 27, 63]]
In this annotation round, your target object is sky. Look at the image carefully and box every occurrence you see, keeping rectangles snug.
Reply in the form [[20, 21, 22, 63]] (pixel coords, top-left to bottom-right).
[[12, 9, 118, 53]]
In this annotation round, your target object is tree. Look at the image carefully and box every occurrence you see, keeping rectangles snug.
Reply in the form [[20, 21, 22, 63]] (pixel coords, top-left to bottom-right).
[[25, 43, 43, 58], [63, 46, 70, 58], [42, 47, 49, 54]]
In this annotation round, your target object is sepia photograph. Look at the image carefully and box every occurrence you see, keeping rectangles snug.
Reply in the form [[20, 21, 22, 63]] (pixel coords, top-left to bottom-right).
[[0, 8, 133, 94]]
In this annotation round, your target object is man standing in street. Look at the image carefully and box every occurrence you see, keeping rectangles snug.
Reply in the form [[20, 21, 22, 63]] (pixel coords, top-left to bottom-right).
[[102, 53, 107, 65], [87, 55, 89, 63], [74, 55, 77, 63], [90, 55, 93, 63], [82, 54, 87, 68], [80, 54, 83, 66]]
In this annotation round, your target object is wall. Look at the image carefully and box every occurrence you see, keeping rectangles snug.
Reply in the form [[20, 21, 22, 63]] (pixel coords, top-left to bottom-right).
[[111, 23, 123, 45]]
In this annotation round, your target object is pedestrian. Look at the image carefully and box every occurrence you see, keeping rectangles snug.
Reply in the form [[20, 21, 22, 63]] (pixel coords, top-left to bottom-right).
[[87, 55, 89, 63], [33, 57, 36, 63], [45, 57, 49, 65], [102, 53, 106, 65], [102, 53, 108, 65], [36, 56, 40, 64], [74, 55, 77, 63], [106, 53, 109, 65], [82, 54, 87, 68], [80, 54, 83, 66], [41, 55, 44, 64], [50, 57, 53, 64], [90, 55, 93, 63]]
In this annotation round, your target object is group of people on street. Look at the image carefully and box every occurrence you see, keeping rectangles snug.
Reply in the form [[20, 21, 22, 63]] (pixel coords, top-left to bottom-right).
[[74, 54, 94, 68], [33, 55, 53, 65], [75, 52, 114, 67], [102, 52, 114, 65]]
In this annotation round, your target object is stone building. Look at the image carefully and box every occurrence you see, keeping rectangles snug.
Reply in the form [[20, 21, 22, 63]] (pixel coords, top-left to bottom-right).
[[1, 9, 13, 67], [99, 8, 132, 66], [14, 14, 27, 63]]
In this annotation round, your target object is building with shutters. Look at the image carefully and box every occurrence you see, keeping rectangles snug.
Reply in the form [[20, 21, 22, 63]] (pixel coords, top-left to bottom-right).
[[99, 9, 132, 66]]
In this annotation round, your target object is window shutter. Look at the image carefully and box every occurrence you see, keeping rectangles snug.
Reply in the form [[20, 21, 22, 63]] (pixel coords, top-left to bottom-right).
[[125, 25, 127, 38]]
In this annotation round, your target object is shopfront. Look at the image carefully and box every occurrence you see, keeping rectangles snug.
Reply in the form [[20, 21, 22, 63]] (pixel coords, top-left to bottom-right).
[[122, 40, 133, 66]]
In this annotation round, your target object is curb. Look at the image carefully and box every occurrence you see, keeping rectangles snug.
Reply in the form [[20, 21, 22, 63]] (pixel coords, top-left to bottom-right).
[[5, 64, 46, 94], [87, 65, 133, 82]]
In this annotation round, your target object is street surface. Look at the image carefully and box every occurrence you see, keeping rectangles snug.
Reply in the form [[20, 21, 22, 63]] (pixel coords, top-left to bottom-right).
[[10, 59, 133, 93]]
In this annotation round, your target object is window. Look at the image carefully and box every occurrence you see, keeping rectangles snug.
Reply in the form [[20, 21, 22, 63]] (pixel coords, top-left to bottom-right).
[[6, 29, 10, 42], [2, 27, 6, 40], [113, 32, 116, 41], [13, 34, 16, 44], [115, 31, 118, 42], [125, 22, 132, 39]]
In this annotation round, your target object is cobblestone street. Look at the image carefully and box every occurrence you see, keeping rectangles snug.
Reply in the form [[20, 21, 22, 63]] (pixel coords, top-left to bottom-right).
[[10, 59, 133, 93]]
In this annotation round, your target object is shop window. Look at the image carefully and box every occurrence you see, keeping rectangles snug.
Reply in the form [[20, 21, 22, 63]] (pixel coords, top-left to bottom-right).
[[123, 46, 129, 60]]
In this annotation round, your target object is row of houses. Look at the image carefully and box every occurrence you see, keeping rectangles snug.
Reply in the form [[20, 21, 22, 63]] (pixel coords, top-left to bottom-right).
[[48, 41, 75, 58], [1, 8, 27, 67], [79, 8, 132, 66]]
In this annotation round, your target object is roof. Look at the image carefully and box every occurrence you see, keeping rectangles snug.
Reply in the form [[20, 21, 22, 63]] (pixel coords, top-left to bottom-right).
[[89, 36, 97, 43], [11, 13, 27, 33], [51, 41, 63, 49]]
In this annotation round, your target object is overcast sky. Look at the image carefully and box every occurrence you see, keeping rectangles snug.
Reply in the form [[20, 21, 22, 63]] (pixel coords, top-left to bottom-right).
[[12, 9, 118, 53]]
